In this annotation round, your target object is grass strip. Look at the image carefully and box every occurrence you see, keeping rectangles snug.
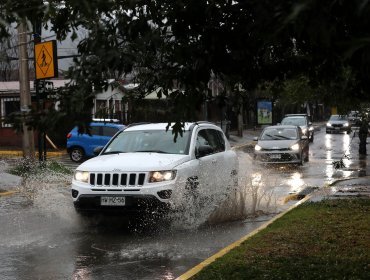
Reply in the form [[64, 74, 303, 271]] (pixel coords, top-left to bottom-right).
[[191, 198, 370, 280]]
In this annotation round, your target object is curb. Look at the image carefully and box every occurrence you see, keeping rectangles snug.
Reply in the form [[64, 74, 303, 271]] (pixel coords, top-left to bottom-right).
[[0, 150, 67, 157], [0, 190, 18, 197], [175, 195, 313, 280]]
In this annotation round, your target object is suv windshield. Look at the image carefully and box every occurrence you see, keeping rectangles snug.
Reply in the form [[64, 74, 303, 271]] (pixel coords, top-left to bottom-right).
[[102, 130, 191, 155], [281, 117, 307, 126]]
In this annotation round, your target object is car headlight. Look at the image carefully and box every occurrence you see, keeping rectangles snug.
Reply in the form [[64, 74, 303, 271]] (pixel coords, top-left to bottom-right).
[[326, 123, 332, 127], [343, 122, 349, 127], [74, 171, 89, 183], [254, 144, 262, 151], [290, 143, 300, 151], [149, 170, 177, 183]]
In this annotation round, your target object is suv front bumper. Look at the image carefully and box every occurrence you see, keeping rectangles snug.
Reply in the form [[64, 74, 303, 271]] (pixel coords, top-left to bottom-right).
[[73, 194, 171, 214]]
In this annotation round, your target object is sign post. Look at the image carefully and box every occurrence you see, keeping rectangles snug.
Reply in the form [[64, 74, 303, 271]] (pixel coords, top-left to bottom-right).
[[34, 40, 58, 162]]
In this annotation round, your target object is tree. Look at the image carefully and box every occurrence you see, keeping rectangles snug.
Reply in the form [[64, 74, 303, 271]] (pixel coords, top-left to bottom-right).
[[1, 0, 370, 142]]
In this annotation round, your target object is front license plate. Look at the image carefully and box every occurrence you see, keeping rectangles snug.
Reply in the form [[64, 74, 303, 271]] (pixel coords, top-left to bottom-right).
[[270, 154, 281, 159], [101, 196, 126, 206], [335, 127, 340, 130]]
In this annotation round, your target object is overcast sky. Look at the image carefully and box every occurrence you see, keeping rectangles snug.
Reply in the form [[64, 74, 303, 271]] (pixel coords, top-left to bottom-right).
[[41, 27, 85, 71]]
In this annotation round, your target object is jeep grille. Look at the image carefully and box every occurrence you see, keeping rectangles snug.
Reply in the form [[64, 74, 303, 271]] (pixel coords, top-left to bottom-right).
[[89, 172, 146, 187]]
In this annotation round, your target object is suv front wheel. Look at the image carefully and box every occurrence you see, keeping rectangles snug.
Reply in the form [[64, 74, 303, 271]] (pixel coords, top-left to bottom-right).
[[70, 147, 85, 162]]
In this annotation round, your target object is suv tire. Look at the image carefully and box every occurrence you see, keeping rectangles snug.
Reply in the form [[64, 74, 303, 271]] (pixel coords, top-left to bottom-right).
[[70, 147, 85, 162]]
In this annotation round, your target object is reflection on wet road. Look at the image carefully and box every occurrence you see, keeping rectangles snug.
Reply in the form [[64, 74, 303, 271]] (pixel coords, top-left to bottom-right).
[[0, 127, 361, 279]]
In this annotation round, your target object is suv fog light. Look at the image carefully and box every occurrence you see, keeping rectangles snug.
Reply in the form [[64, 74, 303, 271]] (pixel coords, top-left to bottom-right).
[[71, 189, 79, 198], [157, 190, 172, 199]]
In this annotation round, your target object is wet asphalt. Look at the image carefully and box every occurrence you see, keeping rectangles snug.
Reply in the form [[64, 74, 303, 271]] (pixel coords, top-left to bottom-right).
[[0, 124, 369, 280]]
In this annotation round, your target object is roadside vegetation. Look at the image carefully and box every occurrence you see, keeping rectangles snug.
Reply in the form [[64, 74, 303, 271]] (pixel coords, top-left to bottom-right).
[[191, 198, 370, 280]]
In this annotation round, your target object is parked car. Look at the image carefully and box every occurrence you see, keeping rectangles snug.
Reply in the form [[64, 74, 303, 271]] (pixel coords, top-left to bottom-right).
[[280, 114, 314, 142], [67, 121, 125, 162], [253, 125, 309, 165], [71, 122, 238, 214], [326, 115, 351, 134]]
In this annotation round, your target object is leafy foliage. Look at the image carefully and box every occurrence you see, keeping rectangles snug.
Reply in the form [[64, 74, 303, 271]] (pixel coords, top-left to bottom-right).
[[1, 0, 370, 135]]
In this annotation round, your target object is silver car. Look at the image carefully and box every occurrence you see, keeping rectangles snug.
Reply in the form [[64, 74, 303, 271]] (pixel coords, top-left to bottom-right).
[[280, 114, 314, 142], [254, 125, 309, 165], [326, 115, 351, 134]]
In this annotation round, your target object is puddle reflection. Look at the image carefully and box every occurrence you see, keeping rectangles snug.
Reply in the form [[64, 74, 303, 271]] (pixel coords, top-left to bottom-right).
[[325, 133, 355, 181], [286, 172, 304, 193]]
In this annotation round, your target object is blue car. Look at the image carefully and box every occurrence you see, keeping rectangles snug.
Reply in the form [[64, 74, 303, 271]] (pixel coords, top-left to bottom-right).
[[67, 122, 125, 162]]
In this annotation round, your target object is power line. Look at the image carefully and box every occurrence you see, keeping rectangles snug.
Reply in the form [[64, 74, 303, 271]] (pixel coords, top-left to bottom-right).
[[4, 54, 80, 61], [1, 33, 60, 52]]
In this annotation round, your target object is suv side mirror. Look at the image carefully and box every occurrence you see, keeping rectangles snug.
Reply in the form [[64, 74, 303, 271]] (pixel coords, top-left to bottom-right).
[[93, 146, 104, 155]]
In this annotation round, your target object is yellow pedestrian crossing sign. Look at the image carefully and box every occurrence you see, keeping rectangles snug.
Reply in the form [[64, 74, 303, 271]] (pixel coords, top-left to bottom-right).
[[34, 40, 58, 79]]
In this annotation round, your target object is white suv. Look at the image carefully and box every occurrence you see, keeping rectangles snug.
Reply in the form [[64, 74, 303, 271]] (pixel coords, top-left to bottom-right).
[[71, 122, 238, 214]]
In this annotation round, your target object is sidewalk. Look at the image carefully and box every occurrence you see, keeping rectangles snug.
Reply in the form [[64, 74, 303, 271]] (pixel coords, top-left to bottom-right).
[[0, 148, 66, 157]]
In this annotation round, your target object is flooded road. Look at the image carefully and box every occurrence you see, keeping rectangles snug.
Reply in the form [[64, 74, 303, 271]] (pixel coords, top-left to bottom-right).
[[0, 127, 361, 279]]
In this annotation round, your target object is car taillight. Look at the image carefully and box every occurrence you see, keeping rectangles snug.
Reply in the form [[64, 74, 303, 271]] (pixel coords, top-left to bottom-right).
[[67, 133, 72, 139]]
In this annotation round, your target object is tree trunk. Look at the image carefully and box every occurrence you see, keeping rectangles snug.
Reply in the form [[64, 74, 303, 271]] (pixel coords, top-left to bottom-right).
[[18, 19, 35, 158]]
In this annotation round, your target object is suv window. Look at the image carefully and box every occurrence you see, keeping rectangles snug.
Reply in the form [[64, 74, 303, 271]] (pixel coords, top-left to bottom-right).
[[196, 129, 225, 154]]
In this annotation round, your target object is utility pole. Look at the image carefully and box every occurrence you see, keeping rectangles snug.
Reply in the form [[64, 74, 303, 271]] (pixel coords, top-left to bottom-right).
[[18, 19, 35, 158], [33, 22, 44, 162]]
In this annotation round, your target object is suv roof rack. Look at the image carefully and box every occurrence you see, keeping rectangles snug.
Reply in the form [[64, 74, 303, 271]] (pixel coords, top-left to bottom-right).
[[92, 118, 121, 123], [125, 122, 152, 128]]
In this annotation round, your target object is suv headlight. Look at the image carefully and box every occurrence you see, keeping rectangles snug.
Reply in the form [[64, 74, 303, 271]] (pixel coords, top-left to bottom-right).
[[254, 144, 262, 151], [149, 170, 177, 183], [343, 122, 349, 127], [290, 143, 300, 151], [326, 123, 332, 127], [74, 171, 89, 183]]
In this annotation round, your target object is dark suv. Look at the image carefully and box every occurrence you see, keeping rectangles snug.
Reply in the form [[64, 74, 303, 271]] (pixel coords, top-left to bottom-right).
[[280, 114, 314, 142], [67, 121, 125, 162]]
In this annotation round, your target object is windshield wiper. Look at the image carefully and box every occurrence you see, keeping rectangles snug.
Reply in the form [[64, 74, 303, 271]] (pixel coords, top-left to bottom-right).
[[134, 150, 168, 153], [274, 135, 291, 140], [102, 151, 125, 155], [264, 133, 279, 140]]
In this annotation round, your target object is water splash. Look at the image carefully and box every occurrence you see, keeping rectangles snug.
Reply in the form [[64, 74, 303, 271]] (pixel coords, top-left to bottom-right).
[[166, 153, 282, 229]]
